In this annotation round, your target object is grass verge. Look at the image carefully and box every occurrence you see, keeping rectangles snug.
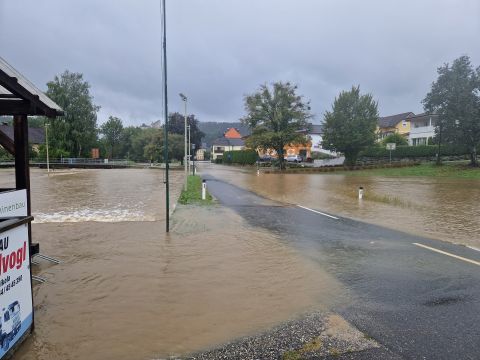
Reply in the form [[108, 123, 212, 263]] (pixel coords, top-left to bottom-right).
[[337, 162, 480, 179], [178, 175, 213, 205]]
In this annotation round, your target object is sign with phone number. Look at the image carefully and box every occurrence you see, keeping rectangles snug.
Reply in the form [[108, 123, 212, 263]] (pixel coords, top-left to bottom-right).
[[0, 223, 32, 358]]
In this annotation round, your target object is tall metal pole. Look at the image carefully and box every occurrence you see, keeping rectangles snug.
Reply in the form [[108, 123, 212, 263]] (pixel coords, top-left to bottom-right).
[[180, 93, 188, 190], [188, 125, 191, 175], [45, 122, 50, 175], [184, 98, 187, 188], [162, 0, 170, 232]]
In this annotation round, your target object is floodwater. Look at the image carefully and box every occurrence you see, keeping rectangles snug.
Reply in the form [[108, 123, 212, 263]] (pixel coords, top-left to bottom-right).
[[0, 168, 342, 360], [200, 163, 480, 247]]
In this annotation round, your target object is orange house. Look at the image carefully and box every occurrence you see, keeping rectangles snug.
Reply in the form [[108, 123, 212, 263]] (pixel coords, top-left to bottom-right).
[[284, 141, 312, 158], [256, 139, 312, 159], [224, 128, 243, 139]]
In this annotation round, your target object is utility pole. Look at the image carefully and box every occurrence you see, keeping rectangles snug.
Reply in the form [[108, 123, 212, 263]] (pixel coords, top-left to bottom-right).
[[162, 0, 170, 232], [179, 93, 188, 189]]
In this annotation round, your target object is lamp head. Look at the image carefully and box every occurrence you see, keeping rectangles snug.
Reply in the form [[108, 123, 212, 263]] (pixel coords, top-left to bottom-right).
[[179, 93, 187, 101]]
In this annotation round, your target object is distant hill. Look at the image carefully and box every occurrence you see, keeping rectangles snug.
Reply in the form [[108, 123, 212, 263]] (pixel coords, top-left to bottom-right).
[[198, 122, 251, 148]]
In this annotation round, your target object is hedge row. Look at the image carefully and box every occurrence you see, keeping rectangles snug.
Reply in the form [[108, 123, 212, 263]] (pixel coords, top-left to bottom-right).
[[222, 150, 258, 165], [360, 144, 468, 158]]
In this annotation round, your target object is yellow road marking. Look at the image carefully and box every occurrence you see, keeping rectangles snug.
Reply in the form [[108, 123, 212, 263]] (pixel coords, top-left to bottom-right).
[[413, 243, 480, 267]]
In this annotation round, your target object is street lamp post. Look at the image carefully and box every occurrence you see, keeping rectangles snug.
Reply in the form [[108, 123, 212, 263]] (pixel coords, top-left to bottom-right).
[[192, 143, 196, 176], [187, 125, 191, 175], [179, 93, 188, 190]]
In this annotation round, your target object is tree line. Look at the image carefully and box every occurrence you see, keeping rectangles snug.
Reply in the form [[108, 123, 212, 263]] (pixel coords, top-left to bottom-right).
[[3, 70, 204, 163], [242, 55, 480, 168]]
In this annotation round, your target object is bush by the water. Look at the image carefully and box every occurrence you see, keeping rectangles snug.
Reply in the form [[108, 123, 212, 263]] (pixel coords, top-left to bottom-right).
[[360, 144, 468, 158], [222, 150, 258, 165]]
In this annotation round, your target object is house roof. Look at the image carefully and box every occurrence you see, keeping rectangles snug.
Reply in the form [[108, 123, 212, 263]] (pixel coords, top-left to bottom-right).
[[378, 112, 415, 128], [407, 113, 438, 122], [0, 125, 45, 144], [211, 137, 245, 147], [309, 124, 324, 134], [224, 127, 243, 139], [0, 57, 63, 118]]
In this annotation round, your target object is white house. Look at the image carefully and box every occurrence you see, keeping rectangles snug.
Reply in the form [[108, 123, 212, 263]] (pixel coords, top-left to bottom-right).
[[308, 124, 336, 156], [408, 113, 438, 146], [211, 138, 245, 160]]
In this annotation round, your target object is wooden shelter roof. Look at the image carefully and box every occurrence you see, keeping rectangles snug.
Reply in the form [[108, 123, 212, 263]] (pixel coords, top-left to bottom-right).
[[0, 57, 63, 118]]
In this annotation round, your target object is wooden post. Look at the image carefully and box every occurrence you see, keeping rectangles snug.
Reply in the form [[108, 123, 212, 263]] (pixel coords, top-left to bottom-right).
[[13, 115, 31, 212], [13, 114, 35, 332]]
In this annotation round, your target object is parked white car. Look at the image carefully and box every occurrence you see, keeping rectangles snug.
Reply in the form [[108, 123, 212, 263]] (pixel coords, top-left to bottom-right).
[[285, 155, 303, 163]]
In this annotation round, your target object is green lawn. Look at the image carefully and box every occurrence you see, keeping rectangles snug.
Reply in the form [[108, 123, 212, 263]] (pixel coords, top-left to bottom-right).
[[339, 162, 480, 179], [178, 175, 213, 205]]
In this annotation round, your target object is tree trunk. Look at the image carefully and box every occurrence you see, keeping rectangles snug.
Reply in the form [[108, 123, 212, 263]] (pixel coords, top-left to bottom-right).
[[344, 151, 358, 168], [436, 124, 442, 165], [470, 145, 478, 167], [277, 147, 285, 170]]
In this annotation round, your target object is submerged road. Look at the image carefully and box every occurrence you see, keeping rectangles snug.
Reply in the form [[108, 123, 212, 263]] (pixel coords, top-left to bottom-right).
[[201, 173, 480, 360]]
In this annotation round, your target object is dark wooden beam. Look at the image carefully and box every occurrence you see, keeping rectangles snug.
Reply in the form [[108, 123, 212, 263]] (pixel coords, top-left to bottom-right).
[[0, 72, 52, 117], [0, 99, 41, 116], [0, 94, 18, 99], [14, 115, 30, 205], [0, 128, 15, 155]]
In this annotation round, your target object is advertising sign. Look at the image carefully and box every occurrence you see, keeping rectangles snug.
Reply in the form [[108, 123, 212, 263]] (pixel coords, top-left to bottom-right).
[[0, 223, 32, 358], [0, 190, 27, 220]]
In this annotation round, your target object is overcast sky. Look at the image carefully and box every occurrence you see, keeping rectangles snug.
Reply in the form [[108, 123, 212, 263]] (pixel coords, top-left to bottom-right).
[[1, 0, 479, 125]]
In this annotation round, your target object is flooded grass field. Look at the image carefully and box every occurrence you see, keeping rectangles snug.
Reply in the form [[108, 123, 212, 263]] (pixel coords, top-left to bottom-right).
[[201, 163, 480, 247], [0, 168, 341, 360]]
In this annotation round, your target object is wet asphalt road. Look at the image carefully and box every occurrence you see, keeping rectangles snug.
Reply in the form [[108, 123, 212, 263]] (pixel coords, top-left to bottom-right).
[[201, 174, 480, 360]]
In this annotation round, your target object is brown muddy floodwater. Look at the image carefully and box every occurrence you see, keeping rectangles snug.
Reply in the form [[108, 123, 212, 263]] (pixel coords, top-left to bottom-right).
[[0, 168, 342, 360], [200, 163, 480, 247]]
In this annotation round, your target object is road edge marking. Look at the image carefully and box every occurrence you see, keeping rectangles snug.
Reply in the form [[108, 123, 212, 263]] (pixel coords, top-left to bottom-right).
[[466, 245, 480, 252], [297, 205, 339, 220], [413, 242, 480, 267]]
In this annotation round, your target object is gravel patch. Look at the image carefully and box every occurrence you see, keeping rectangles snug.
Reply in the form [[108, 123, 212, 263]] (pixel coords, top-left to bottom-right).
[[176, 311, 380, 360]]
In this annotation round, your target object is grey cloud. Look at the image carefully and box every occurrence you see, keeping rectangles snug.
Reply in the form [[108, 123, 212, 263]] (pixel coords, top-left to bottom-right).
[[1, 0, 479, 125]]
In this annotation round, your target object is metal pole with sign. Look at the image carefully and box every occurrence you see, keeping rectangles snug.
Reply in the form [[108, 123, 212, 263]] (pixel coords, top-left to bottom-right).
[[386, 142, 396, 164]]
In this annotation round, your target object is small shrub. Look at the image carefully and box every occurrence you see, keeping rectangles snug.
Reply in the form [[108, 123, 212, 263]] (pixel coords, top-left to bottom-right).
[[223, 150, 258, 165]]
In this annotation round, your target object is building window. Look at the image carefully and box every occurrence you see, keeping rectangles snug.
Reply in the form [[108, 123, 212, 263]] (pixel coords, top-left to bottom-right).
[[402, 120, 407, 127], [413, 138, 427, 146]]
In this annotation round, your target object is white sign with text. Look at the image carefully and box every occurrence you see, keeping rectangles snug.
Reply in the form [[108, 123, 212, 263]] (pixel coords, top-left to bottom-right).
[[0, 223, 33, 358], [0, 190, 27, 219]]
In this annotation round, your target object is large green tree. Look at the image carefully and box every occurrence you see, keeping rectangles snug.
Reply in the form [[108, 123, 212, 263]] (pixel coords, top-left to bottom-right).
[[322, 86, 379, 166], [143, 130, 184, 163], [46, 70, 100, 157], [423, 55, 480, 166], [382, 133, 408, 146], [167, 112, 205, 149], [100, 116, 124, 159], [241, 82, 312, 169]]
